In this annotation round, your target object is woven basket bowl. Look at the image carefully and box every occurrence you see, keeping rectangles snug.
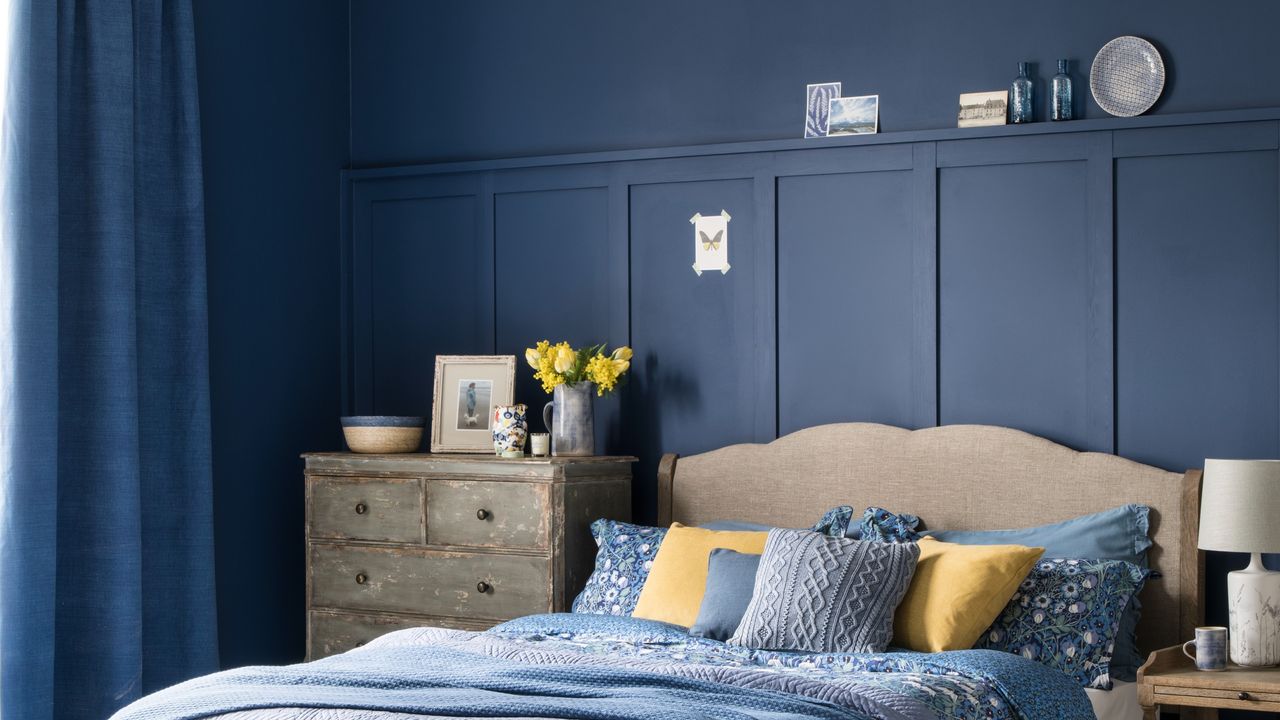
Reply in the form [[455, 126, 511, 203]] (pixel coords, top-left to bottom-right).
[[340, 416, 425, 454]]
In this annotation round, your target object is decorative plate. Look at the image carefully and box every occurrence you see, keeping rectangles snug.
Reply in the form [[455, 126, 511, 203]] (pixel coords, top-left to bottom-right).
[[1090, 36, 1165, 117]]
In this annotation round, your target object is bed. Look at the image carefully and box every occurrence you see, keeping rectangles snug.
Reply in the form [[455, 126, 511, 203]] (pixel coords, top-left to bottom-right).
[[113, 423, 1204, 720]]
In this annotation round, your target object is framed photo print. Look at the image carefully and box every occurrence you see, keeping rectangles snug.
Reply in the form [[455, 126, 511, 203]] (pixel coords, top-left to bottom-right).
[[430, 355, 516, 453]]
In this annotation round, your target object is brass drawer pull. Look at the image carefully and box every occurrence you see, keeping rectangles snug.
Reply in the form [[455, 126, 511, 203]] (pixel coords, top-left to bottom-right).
[[476, 581, 491, 594], [476, 508, 490, 520], [354, 502, 367, 515], [355, 573, 367, 585], [1238, 692, 1251, 701]]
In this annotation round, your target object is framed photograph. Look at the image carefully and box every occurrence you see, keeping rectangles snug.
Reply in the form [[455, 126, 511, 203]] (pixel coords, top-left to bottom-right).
[[430, 355, 516, 453], [826, 95, 879, 136], [958, 90, 1008, 128], [804, 81, 841, 138]]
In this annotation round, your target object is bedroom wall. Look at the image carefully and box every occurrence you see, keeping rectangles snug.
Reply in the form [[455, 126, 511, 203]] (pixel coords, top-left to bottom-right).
[[345, 1, 1280, 680], [193, 0, 349, 668], [350, 0, 1280, 165]]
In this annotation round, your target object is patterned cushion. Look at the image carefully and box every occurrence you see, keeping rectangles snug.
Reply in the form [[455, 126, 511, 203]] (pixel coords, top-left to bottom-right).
[[572, 508, 857, 616], [728, 528, 920, 654], [858, 506, 922, 542], [976, 557, 1150, 689], [571, 520, 666, 616]]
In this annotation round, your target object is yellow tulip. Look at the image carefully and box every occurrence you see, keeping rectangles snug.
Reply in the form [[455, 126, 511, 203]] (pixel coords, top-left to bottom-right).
[[612, 359, 630, 374], [611, 346, 633, 362], [553, 344, 576, 374], [524, 347, 541, 369]]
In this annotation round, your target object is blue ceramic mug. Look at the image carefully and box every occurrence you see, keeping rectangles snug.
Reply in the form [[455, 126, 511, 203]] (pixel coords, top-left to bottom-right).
[[1182, 626, 1228, 671]]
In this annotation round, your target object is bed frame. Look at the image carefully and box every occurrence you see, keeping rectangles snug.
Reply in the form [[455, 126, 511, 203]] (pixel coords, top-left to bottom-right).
[[656, 422, 1204, 657]]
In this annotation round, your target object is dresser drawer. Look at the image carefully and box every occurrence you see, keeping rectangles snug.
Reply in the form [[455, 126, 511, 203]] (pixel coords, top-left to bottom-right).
[[309, 477, 422, 543], [307, 610, 492, 659], [310, 543, 551, 620], [426, 479, 550, 550]]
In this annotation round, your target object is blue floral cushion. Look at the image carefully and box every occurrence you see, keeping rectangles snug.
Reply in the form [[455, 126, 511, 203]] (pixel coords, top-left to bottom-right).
[[858, 506, 922, 542], [572, 508, 857, 616], [975, 557, 1150, 690]]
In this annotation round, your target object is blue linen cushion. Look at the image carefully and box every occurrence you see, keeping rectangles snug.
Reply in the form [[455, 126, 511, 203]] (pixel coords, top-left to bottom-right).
[[863, 504, 1152, 681], [976, 558, 1150, 689], [572, 508, 857, 616], [688, 549, 762, 640], [728, 529, 920, 654]]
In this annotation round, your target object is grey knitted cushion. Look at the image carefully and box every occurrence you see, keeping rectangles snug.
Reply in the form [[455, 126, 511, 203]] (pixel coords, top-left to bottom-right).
[[728, 528, 919, 653]]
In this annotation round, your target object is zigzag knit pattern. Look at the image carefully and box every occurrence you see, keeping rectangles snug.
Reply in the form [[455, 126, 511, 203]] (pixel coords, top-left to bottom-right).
[[729, 529, 919, 654]]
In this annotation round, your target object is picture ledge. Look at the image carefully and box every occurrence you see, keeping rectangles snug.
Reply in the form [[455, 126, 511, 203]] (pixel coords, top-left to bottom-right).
[[345, 105, 1280, 179]]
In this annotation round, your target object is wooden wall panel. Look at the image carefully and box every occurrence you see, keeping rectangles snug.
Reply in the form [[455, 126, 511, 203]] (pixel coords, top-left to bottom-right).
[[367, 194, 484, 416], [937, 158, 1096, 450], [777, 170, 916, 434], [494, 187, 617, 446]]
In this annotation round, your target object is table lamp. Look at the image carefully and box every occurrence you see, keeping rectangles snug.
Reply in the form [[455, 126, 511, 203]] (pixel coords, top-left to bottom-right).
[[1199, 459, 1280, 667]]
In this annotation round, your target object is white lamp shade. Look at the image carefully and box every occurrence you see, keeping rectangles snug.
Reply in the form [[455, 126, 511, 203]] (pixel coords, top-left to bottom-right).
[[1199, 459, 1280, 553]]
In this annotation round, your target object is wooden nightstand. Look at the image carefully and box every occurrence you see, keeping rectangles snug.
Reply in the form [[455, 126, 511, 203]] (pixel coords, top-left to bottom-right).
[[1138, 645, 1280, 718]]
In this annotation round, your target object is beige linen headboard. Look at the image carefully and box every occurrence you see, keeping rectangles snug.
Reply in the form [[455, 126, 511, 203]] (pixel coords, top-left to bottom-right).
[[656, 422, 1203, 656]]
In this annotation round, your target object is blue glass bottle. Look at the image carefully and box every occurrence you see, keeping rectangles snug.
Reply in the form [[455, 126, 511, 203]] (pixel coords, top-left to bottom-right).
[[1051, 59, 1073, 121], [1010, 62, 1033, 124]]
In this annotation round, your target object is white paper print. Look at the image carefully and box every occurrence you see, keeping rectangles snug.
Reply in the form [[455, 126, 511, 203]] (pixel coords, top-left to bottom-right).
[[691, 210, 731, 276]]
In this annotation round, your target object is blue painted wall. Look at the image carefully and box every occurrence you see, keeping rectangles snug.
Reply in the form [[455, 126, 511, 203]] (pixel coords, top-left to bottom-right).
[[193, 0, 349, 668], [351, 0, 1280, 165]]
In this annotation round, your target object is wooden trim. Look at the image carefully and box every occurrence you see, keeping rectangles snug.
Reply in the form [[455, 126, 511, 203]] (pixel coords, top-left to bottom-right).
[[656, 453, 678, 526], [1180, 468, 1206, 645]]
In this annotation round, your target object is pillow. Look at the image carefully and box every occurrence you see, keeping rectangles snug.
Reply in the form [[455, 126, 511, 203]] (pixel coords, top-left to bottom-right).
[[688, 549, 761, 640], [922, 505, 1151, 681], [631, 524, 768, 627], [927, 504, 1151, 564], [976, 558, 1150, 689], [572, 508, 854, 617], [893, 537, 1044, 652], [571, 519, 666, 616], [728, 529, 920, 654], [858, 506, 923, 542]]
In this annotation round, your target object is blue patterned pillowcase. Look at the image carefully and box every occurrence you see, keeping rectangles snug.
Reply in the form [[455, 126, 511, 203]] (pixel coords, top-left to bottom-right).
[[572, 508, 857, 616], [858, 506, 922, 542], [975, 557, 1150, 689]]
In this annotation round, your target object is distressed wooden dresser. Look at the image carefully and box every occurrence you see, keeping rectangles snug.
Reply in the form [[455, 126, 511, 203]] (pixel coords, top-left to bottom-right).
[[303, 453, 634, 659]]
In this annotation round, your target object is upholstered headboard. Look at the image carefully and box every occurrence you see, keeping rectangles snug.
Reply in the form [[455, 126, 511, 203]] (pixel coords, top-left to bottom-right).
[[656, 423, 1203, 656]]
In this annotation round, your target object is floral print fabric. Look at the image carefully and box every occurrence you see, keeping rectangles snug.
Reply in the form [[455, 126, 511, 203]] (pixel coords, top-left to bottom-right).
[[858, 506, 923, 542], [976, 557, 1149, 689], [572, 509, 858, 616]]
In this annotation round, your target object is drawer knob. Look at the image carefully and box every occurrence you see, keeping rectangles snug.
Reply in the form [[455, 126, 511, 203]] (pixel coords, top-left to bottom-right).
[[1239, 692, 1251, 701], [354, 503, 367, 515], [476, 581, 491, 594], [476, 508, 490, 520], [355, 573, 367, 585]]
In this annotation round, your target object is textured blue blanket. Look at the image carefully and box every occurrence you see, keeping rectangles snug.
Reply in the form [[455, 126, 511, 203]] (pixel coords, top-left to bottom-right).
[[110, 614, 1095, 720]]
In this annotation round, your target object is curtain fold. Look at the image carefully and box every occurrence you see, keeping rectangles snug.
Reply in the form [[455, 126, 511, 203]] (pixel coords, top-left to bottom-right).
[[1, 2, 218, 719]]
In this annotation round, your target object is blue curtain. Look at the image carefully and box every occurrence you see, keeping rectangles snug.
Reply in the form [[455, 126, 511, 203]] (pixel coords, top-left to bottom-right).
[[0, 2, 218, 719]]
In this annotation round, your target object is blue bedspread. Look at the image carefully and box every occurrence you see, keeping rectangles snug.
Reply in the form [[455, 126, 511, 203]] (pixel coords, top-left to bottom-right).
[[111, 613, 1094, 720]]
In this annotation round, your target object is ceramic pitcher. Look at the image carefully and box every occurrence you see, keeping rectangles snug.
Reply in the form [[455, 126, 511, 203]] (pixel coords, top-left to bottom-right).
[[491, 404, 528, 458], [542, 382, 594, 456]]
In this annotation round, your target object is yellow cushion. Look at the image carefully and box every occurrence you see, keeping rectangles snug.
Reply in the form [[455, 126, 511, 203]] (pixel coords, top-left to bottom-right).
[[631, 523, 768, 627], [892, 537, 1043, 652]]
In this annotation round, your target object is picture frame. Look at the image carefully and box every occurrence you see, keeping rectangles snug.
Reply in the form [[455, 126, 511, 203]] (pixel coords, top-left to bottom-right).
[[958, 90, 1008, 128], [430, 355, 516, 453], [826, 95, 879, 136]]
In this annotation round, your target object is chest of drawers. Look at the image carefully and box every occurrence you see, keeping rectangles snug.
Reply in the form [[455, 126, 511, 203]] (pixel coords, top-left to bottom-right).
[[303, 452, 633, 659]]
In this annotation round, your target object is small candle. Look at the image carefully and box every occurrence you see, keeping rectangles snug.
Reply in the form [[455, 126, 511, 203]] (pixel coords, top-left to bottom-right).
[[530, 433, 550, 457]]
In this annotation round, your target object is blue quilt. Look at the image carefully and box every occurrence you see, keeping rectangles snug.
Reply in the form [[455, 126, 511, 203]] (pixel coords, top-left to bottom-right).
[[111, 614, 1094, 720]]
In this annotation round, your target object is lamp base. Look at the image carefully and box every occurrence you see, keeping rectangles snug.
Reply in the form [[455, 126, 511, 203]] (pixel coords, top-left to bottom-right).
[[1227, 553, 1280, 667]]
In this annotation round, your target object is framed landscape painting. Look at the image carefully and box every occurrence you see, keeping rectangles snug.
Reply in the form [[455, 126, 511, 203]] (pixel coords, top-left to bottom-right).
[[430, 355, 516, 453]]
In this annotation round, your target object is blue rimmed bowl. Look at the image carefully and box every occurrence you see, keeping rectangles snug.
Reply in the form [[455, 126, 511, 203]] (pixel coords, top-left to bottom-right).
[[340, 416, 425, 454]]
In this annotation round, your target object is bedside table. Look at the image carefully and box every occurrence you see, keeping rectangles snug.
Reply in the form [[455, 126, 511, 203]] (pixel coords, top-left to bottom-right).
[[1138, 645, 1280, 718]]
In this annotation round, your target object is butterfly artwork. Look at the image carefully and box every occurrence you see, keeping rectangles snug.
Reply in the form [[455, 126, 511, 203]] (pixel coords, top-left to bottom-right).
[[690, 210, 731, 276]]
